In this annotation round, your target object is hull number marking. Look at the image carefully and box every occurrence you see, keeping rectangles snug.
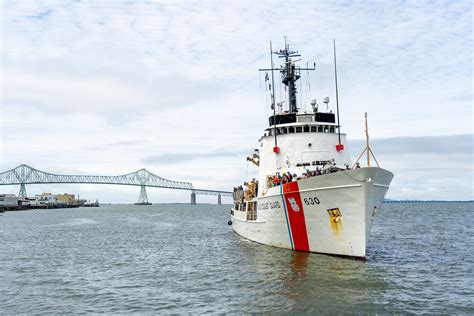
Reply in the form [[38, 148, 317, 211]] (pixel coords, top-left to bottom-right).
[[303, 197, 320, 205]]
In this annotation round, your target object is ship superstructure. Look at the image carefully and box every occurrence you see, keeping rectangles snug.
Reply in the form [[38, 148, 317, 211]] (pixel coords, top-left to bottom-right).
[[229, 40, 393, 259]]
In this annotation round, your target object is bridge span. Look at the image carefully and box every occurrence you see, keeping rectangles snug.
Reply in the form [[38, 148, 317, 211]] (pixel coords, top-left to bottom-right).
[[0, 164, 232, 205]]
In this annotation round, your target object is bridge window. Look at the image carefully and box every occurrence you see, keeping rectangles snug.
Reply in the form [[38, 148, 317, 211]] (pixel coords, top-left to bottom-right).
[[324, 126, 329, 133], [304, 125, 309, 133], [288, 126, 294, 133], [330, 127, 335, 133], [311, 126, 317, 133], [296, 126, 302, 133], [282, 127, 287, 134], [318, 126, 323, 132]]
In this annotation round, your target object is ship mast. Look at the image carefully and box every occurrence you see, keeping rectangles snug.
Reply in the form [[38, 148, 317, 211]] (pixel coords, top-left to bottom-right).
[[353, 113, 380, 168], [279, 37, 301, 113], [260, 38, 315, 114]]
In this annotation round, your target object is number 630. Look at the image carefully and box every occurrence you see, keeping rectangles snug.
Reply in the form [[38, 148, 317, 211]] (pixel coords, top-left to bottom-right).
[[304, 197, 320, 205]]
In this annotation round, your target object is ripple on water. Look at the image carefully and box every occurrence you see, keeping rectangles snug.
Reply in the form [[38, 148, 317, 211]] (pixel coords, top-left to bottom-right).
[[0, 203, 472, 314]]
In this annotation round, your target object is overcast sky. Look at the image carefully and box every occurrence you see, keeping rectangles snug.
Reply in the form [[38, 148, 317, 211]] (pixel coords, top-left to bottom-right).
[[1, 0, 472, 202]]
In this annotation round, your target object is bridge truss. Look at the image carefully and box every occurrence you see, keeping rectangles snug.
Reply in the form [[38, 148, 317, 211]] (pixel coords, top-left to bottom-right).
[[0, 164, 232, 204]]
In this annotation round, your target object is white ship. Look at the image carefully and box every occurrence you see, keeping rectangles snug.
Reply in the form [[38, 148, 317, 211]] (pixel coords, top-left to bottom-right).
[[229, 40, 393, 259]]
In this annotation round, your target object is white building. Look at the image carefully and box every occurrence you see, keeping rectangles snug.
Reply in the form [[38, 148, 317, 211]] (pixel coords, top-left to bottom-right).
[[35, 193, 57, 205]]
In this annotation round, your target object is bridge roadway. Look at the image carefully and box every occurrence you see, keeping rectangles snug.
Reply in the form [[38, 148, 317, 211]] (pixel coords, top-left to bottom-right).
[[0, 164, 232, 205]]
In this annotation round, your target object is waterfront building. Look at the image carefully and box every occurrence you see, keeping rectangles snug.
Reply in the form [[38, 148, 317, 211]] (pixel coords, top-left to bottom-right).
[[56, 193, 76, 205], [0, 194, 19, 208], [35, 193, 57, 206]]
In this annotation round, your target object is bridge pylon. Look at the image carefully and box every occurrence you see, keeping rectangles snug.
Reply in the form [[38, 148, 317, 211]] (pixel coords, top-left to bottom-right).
[[191, 191, 196, 205], [217, 193, 222, 205], [135, 185, 152, 205], [19, 183, 27, 197]]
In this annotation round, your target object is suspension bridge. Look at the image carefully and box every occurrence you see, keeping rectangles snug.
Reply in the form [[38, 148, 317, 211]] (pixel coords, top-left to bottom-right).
[[0, 164, 232, 205]]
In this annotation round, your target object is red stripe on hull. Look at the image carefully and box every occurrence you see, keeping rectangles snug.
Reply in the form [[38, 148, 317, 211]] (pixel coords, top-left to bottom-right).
[[283, 181, 310, 251]]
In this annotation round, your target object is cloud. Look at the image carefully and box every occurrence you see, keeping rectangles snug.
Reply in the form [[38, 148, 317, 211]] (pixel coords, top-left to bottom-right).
[[143, 151, 247, 165], [446, 93, 473, 103], [349, 134, 474, 200], [26, 8, 54, 20], [2, 64, 223, 123], [350, 134, 473, 156]]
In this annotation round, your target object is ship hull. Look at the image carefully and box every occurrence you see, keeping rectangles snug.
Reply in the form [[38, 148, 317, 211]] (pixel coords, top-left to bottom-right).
[[231, 167, 393, 259]]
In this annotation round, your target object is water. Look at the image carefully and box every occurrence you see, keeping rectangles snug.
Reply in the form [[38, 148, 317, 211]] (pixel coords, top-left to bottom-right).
[[0, 203, 472, 314]]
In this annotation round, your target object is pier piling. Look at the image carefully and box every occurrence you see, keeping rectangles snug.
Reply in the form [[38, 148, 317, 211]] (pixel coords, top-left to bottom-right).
[[191, 192, 196, 205]]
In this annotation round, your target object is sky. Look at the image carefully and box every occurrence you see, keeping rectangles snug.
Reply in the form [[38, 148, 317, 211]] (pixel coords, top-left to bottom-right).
[[1, 0, 472, 203]]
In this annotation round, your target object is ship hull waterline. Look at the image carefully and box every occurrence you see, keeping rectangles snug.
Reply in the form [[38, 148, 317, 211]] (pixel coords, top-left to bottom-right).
[[230, 167, 394, 259]]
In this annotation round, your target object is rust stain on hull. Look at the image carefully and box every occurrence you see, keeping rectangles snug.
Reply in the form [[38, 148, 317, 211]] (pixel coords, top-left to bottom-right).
[[327, 207, 343, 235]]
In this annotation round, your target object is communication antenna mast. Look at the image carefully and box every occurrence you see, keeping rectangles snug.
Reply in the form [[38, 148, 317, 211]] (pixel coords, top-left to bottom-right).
[[260, 38, 316, 114], [333, 39, 342, 145], [269, 41, 277, 149], [305, 61, 314, 112]]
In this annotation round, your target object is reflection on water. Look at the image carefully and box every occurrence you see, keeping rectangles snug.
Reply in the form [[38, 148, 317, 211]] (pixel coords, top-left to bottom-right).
[[0, 203, 472, 314], [290, 251, 310, 278]]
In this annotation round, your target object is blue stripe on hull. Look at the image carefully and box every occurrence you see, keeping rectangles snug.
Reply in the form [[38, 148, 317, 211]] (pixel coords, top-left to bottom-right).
[[280, 184, 294, 250]]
